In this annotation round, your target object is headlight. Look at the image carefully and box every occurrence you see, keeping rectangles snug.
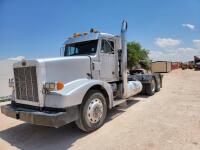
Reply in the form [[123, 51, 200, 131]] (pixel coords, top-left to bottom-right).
[[45, 83, 56, 91], [44, 82, 64, 91]]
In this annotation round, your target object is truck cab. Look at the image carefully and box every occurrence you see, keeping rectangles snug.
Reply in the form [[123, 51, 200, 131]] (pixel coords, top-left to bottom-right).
[[1, 21, 162, 132], [62, 31, 120, 83]]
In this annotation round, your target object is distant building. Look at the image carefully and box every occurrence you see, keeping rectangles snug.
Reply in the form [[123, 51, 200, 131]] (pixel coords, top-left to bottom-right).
[[0, 56, 24, 98]]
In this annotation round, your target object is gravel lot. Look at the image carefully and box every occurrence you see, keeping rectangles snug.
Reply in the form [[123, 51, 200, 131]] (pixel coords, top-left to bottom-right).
[[0, 69, 200, 150]]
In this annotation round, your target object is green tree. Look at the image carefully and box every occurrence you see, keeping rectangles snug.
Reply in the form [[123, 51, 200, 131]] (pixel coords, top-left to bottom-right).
[[127, 41, 150, 70]]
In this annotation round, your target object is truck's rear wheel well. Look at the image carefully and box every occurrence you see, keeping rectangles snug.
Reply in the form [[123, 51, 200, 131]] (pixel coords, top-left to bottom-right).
[[84, 85, 110, 109]]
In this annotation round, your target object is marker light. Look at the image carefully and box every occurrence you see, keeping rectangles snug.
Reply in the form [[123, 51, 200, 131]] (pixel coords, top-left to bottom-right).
[[90, 28, 99, 33], [56, 82, 64, 91], [83, 32, 88, 35], [73, 33, 81, 38]]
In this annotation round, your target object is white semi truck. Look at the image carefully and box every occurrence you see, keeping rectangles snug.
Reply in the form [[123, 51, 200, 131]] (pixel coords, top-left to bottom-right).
[[1, 21, 162, 132]]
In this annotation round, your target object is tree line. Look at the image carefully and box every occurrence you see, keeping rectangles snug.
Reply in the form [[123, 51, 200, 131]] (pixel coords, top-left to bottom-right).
[[127, 41, 150, 70]]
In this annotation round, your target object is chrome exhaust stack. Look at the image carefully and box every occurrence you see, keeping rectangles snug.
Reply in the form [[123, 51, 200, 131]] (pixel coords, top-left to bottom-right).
[[121, 20, 128, 98], [120, 21, 143, 98]]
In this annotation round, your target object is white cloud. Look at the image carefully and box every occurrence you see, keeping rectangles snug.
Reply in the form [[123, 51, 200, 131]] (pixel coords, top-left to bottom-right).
[[182, 24, 195, 30], [149, 47, 200, 62], [151, 38, 200, 62], [8, 56, 25, 61], [193, 39, 200, 48], [155, 38, 181, 48]]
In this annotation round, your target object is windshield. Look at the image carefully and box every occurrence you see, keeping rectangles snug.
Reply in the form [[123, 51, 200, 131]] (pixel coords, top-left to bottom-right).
[[64, 40, 98, 56]]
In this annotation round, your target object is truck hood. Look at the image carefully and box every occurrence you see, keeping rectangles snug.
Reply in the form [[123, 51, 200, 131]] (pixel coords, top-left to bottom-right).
[[36, 56, 91, 84]]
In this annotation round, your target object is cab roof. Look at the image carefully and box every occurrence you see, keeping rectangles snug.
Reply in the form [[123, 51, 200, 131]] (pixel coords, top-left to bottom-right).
[[63, 32, 115, 45]]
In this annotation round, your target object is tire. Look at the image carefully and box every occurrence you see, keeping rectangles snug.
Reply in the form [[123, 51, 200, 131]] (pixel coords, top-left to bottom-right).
[[146, 78, 156, 96], [155, 77, 161, 92], [75, 90, 107, 132]]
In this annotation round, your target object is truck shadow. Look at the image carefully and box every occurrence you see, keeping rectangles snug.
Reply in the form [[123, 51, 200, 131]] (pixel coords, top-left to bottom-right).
[[0, 123, 85, 150], [0, 100, 139, 150], [106, 100, 140, 122], [135, 94, 151, 98]]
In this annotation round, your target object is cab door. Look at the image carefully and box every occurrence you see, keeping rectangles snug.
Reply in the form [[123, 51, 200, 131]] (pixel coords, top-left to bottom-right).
[[99, 39, 118, 82]]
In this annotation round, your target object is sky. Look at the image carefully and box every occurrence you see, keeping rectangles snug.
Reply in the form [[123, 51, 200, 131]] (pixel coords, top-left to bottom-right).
[[0, 0, 200, 61]]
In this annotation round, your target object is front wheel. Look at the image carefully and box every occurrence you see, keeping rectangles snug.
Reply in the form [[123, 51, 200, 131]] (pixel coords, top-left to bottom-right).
[[75, 90, 107, 132]]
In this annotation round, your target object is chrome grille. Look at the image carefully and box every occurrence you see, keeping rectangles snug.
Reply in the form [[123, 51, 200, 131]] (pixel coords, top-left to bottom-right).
[[14, 66, 39, 102]]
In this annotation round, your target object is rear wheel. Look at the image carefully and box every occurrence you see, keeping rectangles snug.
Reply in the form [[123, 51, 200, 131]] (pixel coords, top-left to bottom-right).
[[75, 90, 107, 132], [146, 78, 156, 96], [155, 77, 161, 92]]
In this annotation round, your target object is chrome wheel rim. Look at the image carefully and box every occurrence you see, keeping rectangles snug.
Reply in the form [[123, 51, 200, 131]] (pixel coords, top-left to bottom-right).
[[87, 98, 103, 124]]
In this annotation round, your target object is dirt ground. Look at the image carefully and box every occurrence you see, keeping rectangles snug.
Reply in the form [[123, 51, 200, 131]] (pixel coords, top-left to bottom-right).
[[0, 69, 200, 150]]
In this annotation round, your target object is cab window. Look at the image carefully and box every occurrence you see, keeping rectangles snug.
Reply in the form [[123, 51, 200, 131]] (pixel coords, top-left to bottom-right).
[[64, 40, 98, 56], [101, 40, 114, 54]]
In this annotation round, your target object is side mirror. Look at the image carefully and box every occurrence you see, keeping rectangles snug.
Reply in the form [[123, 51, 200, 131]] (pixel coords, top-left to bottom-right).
[[60, 47, 65, 56]]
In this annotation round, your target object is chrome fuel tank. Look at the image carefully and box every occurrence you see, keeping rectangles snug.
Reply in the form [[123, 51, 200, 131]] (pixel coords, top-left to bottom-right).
[[127, 81, 143, 97]]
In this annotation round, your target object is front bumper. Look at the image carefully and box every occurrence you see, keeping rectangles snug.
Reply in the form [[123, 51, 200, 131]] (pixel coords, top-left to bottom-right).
[[1, 104, 78, 128]]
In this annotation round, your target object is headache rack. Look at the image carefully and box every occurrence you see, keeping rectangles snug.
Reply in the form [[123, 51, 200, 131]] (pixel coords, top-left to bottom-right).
[[14, 66, 39, 102]]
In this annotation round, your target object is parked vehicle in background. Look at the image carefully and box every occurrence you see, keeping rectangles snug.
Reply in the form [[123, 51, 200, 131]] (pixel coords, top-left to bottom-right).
[[171, 62, 180, 70], [129, 68, 146, 74], [188, 61, 194, 69], [129, 68, 163, 96], [1, 21, 163, 132], [181, 62, 188, 70], [194, 56, 200, 70]]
